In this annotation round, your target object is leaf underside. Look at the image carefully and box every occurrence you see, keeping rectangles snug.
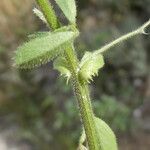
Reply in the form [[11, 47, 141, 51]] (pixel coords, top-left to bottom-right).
[[14, 31, 77, 69], [55, 0, 77, 23], [94, 117, 118, 150], [79, 51, 105, 82]]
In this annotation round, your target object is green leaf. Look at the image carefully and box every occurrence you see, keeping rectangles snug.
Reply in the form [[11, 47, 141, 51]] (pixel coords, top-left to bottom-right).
[[78, 129, 88, 150], [79, 129, 86, 145], [94, 117, 118, 150], [53, 57, 71, 83], [78, 117, 118, 150], [14, 31, 77, 69], [79, 52, 105, 83], [55, 0, 77, 23], [78, 145, 87, 150], [33, 8, 47, 24]]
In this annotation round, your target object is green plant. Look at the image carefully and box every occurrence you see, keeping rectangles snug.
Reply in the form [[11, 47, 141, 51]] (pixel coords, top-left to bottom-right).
[[13, 0, 150, 149]]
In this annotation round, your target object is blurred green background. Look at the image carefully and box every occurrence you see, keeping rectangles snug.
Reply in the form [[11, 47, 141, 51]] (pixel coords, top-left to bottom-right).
[[0, 0, 150, 150]]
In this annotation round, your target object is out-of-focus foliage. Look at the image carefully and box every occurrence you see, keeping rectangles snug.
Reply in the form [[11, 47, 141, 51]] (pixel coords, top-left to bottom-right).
[[0, 0, 150, 150], [0, 0, 35, 45], [94, 95, 131, 133]]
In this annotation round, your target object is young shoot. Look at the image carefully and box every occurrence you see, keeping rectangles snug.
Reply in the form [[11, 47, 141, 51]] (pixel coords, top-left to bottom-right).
[[14, 0, 150, 149]]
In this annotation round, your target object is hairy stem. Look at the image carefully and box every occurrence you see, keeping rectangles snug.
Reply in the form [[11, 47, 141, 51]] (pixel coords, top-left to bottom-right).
[[36, 0, 59, 30], [96, 19, 150, 54], [64, 44, 99, 150]]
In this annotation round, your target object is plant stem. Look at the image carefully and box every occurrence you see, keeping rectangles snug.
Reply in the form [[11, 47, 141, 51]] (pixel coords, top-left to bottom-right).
[[36, 0, 59, 30], [64, 44, 99, 150], [34, 1, 99, 148]]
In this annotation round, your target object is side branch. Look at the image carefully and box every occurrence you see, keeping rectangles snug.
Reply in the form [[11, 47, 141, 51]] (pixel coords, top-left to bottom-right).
[[96, 19, 150, 54], [36, 0, 59, 30]]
